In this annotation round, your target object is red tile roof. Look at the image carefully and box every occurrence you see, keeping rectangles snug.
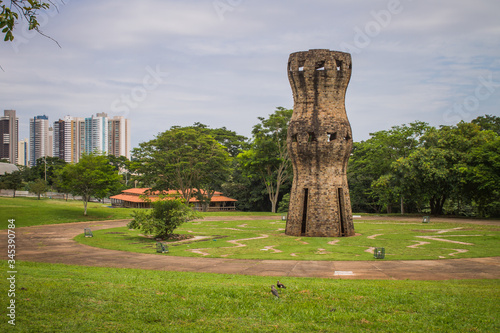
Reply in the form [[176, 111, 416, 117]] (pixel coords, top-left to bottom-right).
[[110, 188, 236, 203]]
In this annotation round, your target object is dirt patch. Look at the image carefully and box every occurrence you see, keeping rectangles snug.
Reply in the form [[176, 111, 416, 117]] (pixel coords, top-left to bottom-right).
[[449, 249, 469, 256], [104, 232, 125, 234], [367, 234, 383, 240], [260, 245, 283, 253], [160, 234, 195, 242], [407, 241, 430, 248]]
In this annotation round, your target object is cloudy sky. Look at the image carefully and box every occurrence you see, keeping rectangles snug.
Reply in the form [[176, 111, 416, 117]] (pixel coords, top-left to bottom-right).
[[2, 0, 499, 149]]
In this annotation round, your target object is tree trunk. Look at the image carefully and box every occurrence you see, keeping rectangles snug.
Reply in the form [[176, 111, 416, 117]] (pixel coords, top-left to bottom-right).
[[400, 196, 405, 215], [83, 195, 88, 216], [271, 199, 277, 214], [430, 196, 446, 215]]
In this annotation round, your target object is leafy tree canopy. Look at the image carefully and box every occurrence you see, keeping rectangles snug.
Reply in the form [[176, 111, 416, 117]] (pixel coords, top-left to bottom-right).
[[56, 153, 122, 215], [132, 126, 231, 208], [238, 107, 293, 213]]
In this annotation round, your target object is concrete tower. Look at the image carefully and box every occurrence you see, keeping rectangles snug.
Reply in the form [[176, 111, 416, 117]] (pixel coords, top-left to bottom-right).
[[286, 49, 355, 237]]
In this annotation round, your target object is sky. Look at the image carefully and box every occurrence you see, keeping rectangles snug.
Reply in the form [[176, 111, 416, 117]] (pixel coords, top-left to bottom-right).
[[2, 0, 499, 150]]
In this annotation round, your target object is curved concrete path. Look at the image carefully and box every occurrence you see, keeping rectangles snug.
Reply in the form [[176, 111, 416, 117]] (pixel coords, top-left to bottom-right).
[[2, 217, 499, 280]]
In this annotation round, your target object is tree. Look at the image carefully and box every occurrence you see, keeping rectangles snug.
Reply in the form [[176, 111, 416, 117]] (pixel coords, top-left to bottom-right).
[[238, 107, 293, 213], [106, 154, 132, 193], [394, 146, 453, 215], [394, 120, 498, 216], [27, 156, 66, 186], [28, 178, 48, 199], [347, 121, 431, 213], [188, 122, 249, 158], [0, 0, 57, 43], [132, 127, 231, 207], [56, 153, 122, 215], [460, 131, 500, 216], [0, 169, 23, 197], [127, 197, 201, 239], [471, 114, 500, 135]]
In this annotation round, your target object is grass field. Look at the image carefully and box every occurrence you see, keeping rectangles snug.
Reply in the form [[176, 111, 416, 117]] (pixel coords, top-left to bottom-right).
[[0, 197, 132, 228], [0, 261, 498, 332], [75, 218, 500, 261], [0, 197, 280, 229]]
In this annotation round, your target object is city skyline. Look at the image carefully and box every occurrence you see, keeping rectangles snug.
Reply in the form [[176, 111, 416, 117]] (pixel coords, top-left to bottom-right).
[[1, 111, 131, 165]]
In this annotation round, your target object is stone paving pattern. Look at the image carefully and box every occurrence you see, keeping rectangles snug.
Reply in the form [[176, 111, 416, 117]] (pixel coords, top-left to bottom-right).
[[2, 216, 499, 280]]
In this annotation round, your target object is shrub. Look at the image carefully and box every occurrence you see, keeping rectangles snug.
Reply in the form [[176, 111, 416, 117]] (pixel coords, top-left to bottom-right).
[[127, 197, 201, 238]]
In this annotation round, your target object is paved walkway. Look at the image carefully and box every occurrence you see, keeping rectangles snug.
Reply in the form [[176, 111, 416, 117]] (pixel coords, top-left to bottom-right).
[[2, 217, 499, 280]]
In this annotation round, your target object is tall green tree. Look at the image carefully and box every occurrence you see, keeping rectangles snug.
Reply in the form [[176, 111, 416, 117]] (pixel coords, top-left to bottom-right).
[[463, 135, 500, 216], [106, 154, 132, 191], [347, 121, 431, 213], [0, 169, 23, 197], [471, 114, 500, 135], [238, 107, 293, 213], [27, 156, 66, 186], [394, 121, 498, 215], [132, 127, 231, 208], [188, 122, 249, 158], [56, 153, 121, 215], [28, 178, 48, 199]]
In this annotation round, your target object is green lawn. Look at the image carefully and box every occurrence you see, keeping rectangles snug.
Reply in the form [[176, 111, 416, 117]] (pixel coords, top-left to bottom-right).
[[0, 261, 498, 332], [75, 217, 500, 261], [0, 197, 280, 229], [0, 197, 132, 228]]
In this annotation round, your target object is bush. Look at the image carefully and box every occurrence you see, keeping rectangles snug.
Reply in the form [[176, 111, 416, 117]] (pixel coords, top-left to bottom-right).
[[277, 193, 290, 213], [127, 198, 201, 239]]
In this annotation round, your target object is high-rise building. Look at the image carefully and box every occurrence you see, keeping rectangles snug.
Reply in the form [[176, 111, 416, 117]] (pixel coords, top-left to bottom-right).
[[18, 138, 29, 166], [53, 116, 85, 163], [48, 127, 54, 158], [51, 113, 131, 163], [29, 115, 50, 166], [108, 116, 131, 159], [53, 119, 65, 161], [84, 112, 109, 155], [0, 110, 19, 164]]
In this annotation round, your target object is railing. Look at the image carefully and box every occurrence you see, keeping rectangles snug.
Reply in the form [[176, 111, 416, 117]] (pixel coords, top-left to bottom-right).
[[193, 206, 236, 212]]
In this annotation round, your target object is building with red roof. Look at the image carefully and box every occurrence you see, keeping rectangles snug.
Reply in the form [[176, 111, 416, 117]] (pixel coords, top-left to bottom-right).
[[110, 188, 237, 211]]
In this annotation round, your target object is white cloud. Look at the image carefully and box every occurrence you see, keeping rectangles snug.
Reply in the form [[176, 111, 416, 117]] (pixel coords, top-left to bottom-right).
[[2, 0, 499, 146]]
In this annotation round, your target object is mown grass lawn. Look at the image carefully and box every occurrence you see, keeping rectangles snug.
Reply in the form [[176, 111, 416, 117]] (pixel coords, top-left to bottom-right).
[[0, 261, 498, 333], [0, 197, 280, 229], [0, 197, 132, 228], [75, 218, 500, 261]]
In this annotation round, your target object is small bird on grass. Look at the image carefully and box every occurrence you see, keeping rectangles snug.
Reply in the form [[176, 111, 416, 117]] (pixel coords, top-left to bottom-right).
[[271, 285, 280, 298], [277, 280, 286, 289]]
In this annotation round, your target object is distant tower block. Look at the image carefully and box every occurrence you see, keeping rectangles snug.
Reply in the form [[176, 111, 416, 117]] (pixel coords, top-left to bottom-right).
[[286, 49, 355, 237]]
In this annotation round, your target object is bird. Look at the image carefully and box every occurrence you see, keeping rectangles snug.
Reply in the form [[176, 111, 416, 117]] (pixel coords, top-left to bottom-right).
[[271, 285, 280, 298], [277, 280, 286, 289]]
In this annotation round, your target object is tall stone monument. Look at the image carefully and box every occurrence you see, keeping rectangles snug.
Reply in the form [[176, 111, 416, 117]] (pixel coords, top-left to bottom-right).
[[285, 49, 355, 237]]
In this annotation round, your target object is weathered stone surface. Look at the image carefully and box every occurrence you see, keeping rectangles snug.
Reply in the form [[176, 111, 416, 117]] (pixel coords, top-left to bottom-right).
[[286, 49, 355, 237]]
